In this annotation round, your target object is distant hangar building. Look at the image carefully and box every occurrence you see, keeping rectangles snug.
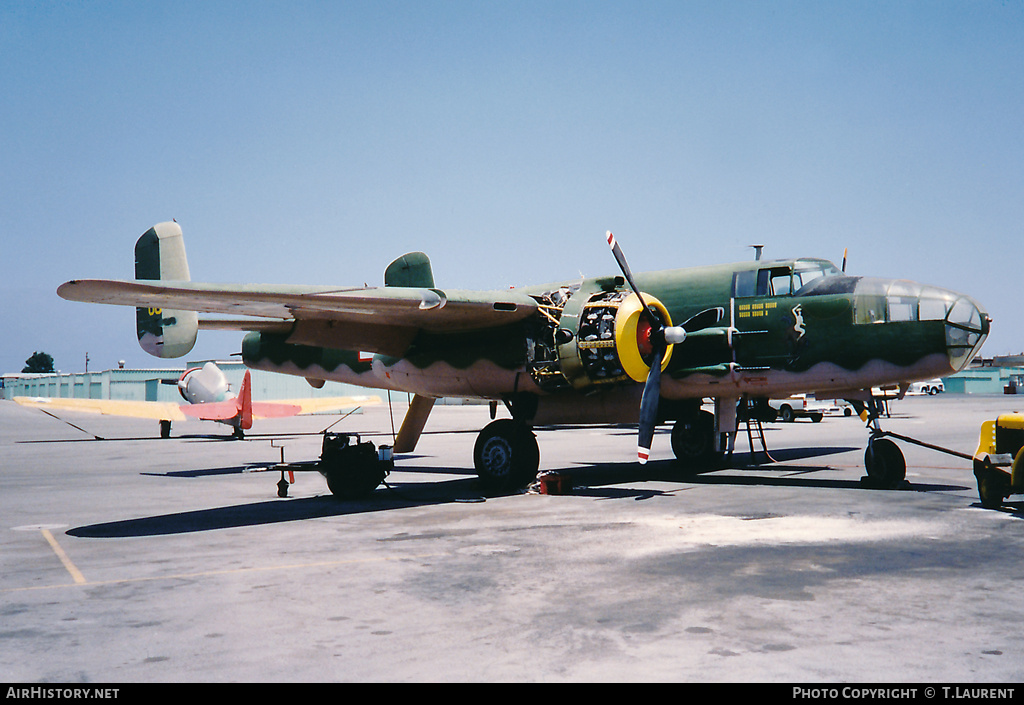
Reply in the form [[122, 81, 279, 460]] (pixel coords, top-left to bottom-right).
[[0, 360, 384, 403]]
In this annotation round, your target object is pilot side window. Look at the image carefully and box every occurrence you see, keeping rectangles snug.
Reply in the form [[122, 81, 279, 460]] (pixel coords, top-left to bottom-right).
[[770, 269, 792, 296], [733, 271, 756, 298], [732, 267, 793, 298]]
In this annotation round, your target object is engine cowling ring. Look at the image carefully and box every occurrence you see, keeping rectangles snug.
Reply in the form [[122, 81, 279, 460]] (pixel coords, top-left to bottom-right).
[[614, 292, 675, 383]]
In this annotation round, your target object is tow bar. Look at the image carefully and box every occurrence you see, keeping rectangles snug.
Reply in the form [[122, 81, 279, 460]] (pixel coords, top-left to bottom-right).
[[872, 429, 975, 464]]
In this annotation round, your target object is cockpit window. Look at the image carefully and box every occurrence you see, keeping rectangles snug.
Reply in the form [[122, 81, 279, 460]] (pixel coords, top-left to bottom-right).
[[886, 280, 918, 322], [792, 262, 841, 295], [854, 279, 974, 326], [919, 287, 955, 321], [733, 260, 841, 299], [770, 268, 792, 296], [732, 267, 789, 297]]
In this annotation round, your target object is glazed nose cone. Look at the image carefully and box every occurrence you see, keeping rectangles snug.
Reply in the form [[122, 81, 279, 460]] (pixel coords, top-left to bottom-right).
[[943, 293, 989, 371]]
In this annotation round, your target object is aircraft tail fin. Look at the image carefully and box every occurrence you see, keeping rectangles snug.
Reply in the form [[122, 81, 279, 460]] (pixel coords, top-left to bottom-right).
[[385, 252, 435, 288], [238, 370, 253, 430], [134, 222, 199, 358]]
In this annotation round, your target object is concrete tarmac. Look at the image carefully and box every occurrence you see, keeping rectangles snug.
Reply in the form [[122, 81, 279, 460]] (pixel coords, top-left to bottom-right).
[[2, 394, 1023, 683]]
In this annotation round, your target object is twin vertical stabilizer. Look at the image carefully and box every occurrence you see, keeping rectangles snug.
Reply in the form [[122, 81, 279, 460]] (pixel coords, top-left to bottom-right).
[[134, 222, 198, 358]]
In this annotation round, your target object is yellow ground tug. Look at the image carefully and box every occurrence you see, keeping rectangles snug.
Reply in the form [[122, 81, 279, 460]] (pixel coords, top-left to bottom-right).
[[973, 413, 1024, 509]]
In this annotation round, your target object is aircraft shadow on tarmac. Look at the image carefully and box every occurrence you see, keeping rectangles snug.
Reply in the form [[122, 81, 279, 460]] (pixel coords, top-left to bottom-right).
[[559, 446, 974, 498], [66, 475, 486, 539], [67, 444, 986, 538]]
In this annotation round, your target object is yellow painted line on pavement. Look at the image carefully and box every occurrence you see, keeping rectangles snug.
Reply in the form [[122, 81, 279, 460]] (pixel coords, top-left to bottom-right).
[[40, 528, 87, 585], [1, 551, 445, 594]]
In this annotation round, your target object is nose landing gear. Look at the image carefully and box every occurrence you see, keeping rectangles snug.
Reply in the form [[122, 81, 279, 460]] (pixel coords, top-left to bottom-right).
[[859, 398, 908, 490], [863, 435, 906, 489], [854, 396, 983, 493]]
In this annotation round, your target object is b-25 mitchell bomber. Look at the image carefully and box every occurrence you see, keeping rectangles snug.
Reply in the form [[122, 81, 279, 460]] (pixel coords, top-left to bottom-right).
[[57, 222, 990, 496]]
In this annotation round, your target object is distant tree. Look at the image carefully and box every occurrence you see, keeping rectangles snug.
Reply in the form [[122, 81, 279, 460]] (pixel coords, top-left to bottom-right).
[[22, 351, 55, 373]]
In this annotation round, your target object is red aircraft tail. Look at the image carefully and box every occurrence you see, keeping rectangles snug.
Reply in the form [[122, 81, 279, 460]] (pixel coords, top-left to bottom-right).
[[237, 370, 253, 430]]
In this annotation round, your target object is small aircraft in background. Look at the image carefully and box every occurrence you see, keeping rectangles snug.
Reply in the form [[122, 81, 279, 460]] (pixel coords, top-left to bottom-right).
[[15, 361, 380, 439], [57, 222, 990, 497]]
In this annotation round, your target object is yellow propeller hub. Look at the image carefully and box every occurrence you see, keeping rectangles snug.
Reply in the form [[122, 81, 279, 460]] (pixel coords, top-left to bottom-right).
[[614, 292, 674, 383]]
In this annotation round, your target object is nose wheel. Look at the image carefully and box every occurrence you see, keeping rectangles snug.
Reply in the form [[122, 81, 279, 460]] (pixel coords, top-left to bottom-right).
[[863, 436, 907, 489], [859, 398, 907, 489]]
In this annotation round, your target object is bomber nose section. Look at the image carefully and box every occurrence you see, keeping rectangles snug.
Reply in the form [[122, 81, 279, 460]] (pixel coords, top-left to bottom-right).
[[942, 293, 990, 371], [854, 278, 990, 374]]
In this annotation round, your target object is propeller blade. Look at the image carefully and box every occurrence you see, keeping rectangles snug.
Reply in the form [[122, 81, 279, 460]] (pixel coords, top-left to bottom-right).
[[605, 230, 694, 464], [606, 231, 641, 296], [606, 231, 664, 326], [637, 345, 664, 464]]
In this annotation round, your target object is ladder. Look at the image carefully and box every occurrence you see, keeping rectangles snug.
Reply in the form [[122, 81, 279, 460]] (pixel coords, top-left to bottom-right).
[[737, 398, 775, 464]]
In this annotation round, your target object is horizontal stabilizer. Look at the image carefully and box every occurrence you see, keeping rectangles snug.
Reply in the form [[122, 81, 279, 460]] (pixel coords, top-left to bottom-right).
[[180, 401, 242, 422]]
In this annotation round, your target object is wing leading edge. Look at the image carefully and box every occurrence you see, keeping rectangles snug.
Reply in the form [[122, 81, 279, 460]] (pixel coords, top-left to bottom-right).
[[14, 394, 380, 422], [58, 279, 539, 357]]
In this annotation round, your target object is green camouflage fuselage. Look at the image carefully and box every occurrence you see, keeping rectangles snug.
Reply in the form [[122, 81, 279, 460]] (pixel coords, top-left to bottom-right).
[[241, 257, 989, 423]]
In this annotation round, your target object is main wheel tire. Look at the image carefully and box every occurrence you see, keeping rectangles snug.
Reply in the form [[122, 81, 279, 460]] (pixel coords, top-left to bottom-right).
[[473, 419, 540, 494], [864, 438, 906, 489], [671, 410, 720, 469]]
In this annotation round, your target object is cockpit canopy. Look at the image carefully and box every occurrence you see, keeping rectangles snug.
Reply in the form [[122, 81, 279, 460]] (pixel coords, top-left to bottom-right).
[[732, 258, 843, 298], [852, 278, 987, 369]]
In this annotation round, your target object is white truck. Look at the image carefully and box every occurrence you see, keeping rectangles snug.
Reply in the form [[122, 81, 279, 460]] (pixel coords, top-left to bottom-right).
[[768, 394, 846, 423], [906, 379, 945, 395]]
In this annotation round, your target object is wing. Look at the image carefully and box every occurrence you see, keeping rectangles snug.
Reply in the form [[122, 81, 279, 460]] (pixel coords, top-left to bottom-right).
[[57, 280, 539, 356], [178, 395, 380, 421], [253, 395, 381, 419], [14, 396, 187, 421]]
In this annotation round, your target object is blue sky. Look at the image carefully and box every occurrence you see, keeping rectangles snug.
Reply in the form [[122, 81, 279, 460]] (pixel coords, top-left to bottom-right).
[[2, 1, 1022, 374]]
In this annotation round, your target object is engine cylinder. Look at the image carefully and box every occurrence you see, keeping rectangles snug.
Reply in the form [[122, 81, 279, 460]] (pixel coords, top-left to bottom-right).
[[554, 290, 675, 391]]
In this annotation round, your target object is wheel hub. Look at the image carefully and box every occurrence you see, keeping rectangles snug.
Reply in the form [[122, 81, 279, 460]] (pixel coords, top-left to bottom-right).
[[481, 438, 512, 477]]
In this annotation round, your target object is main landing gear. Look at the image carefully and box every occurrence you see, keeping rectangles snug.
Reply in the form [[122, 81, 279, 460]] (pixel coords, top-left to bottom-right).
[[473, 419, 540, 495], [470, 406, 725, 494], [670, 409, 724, 469]]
